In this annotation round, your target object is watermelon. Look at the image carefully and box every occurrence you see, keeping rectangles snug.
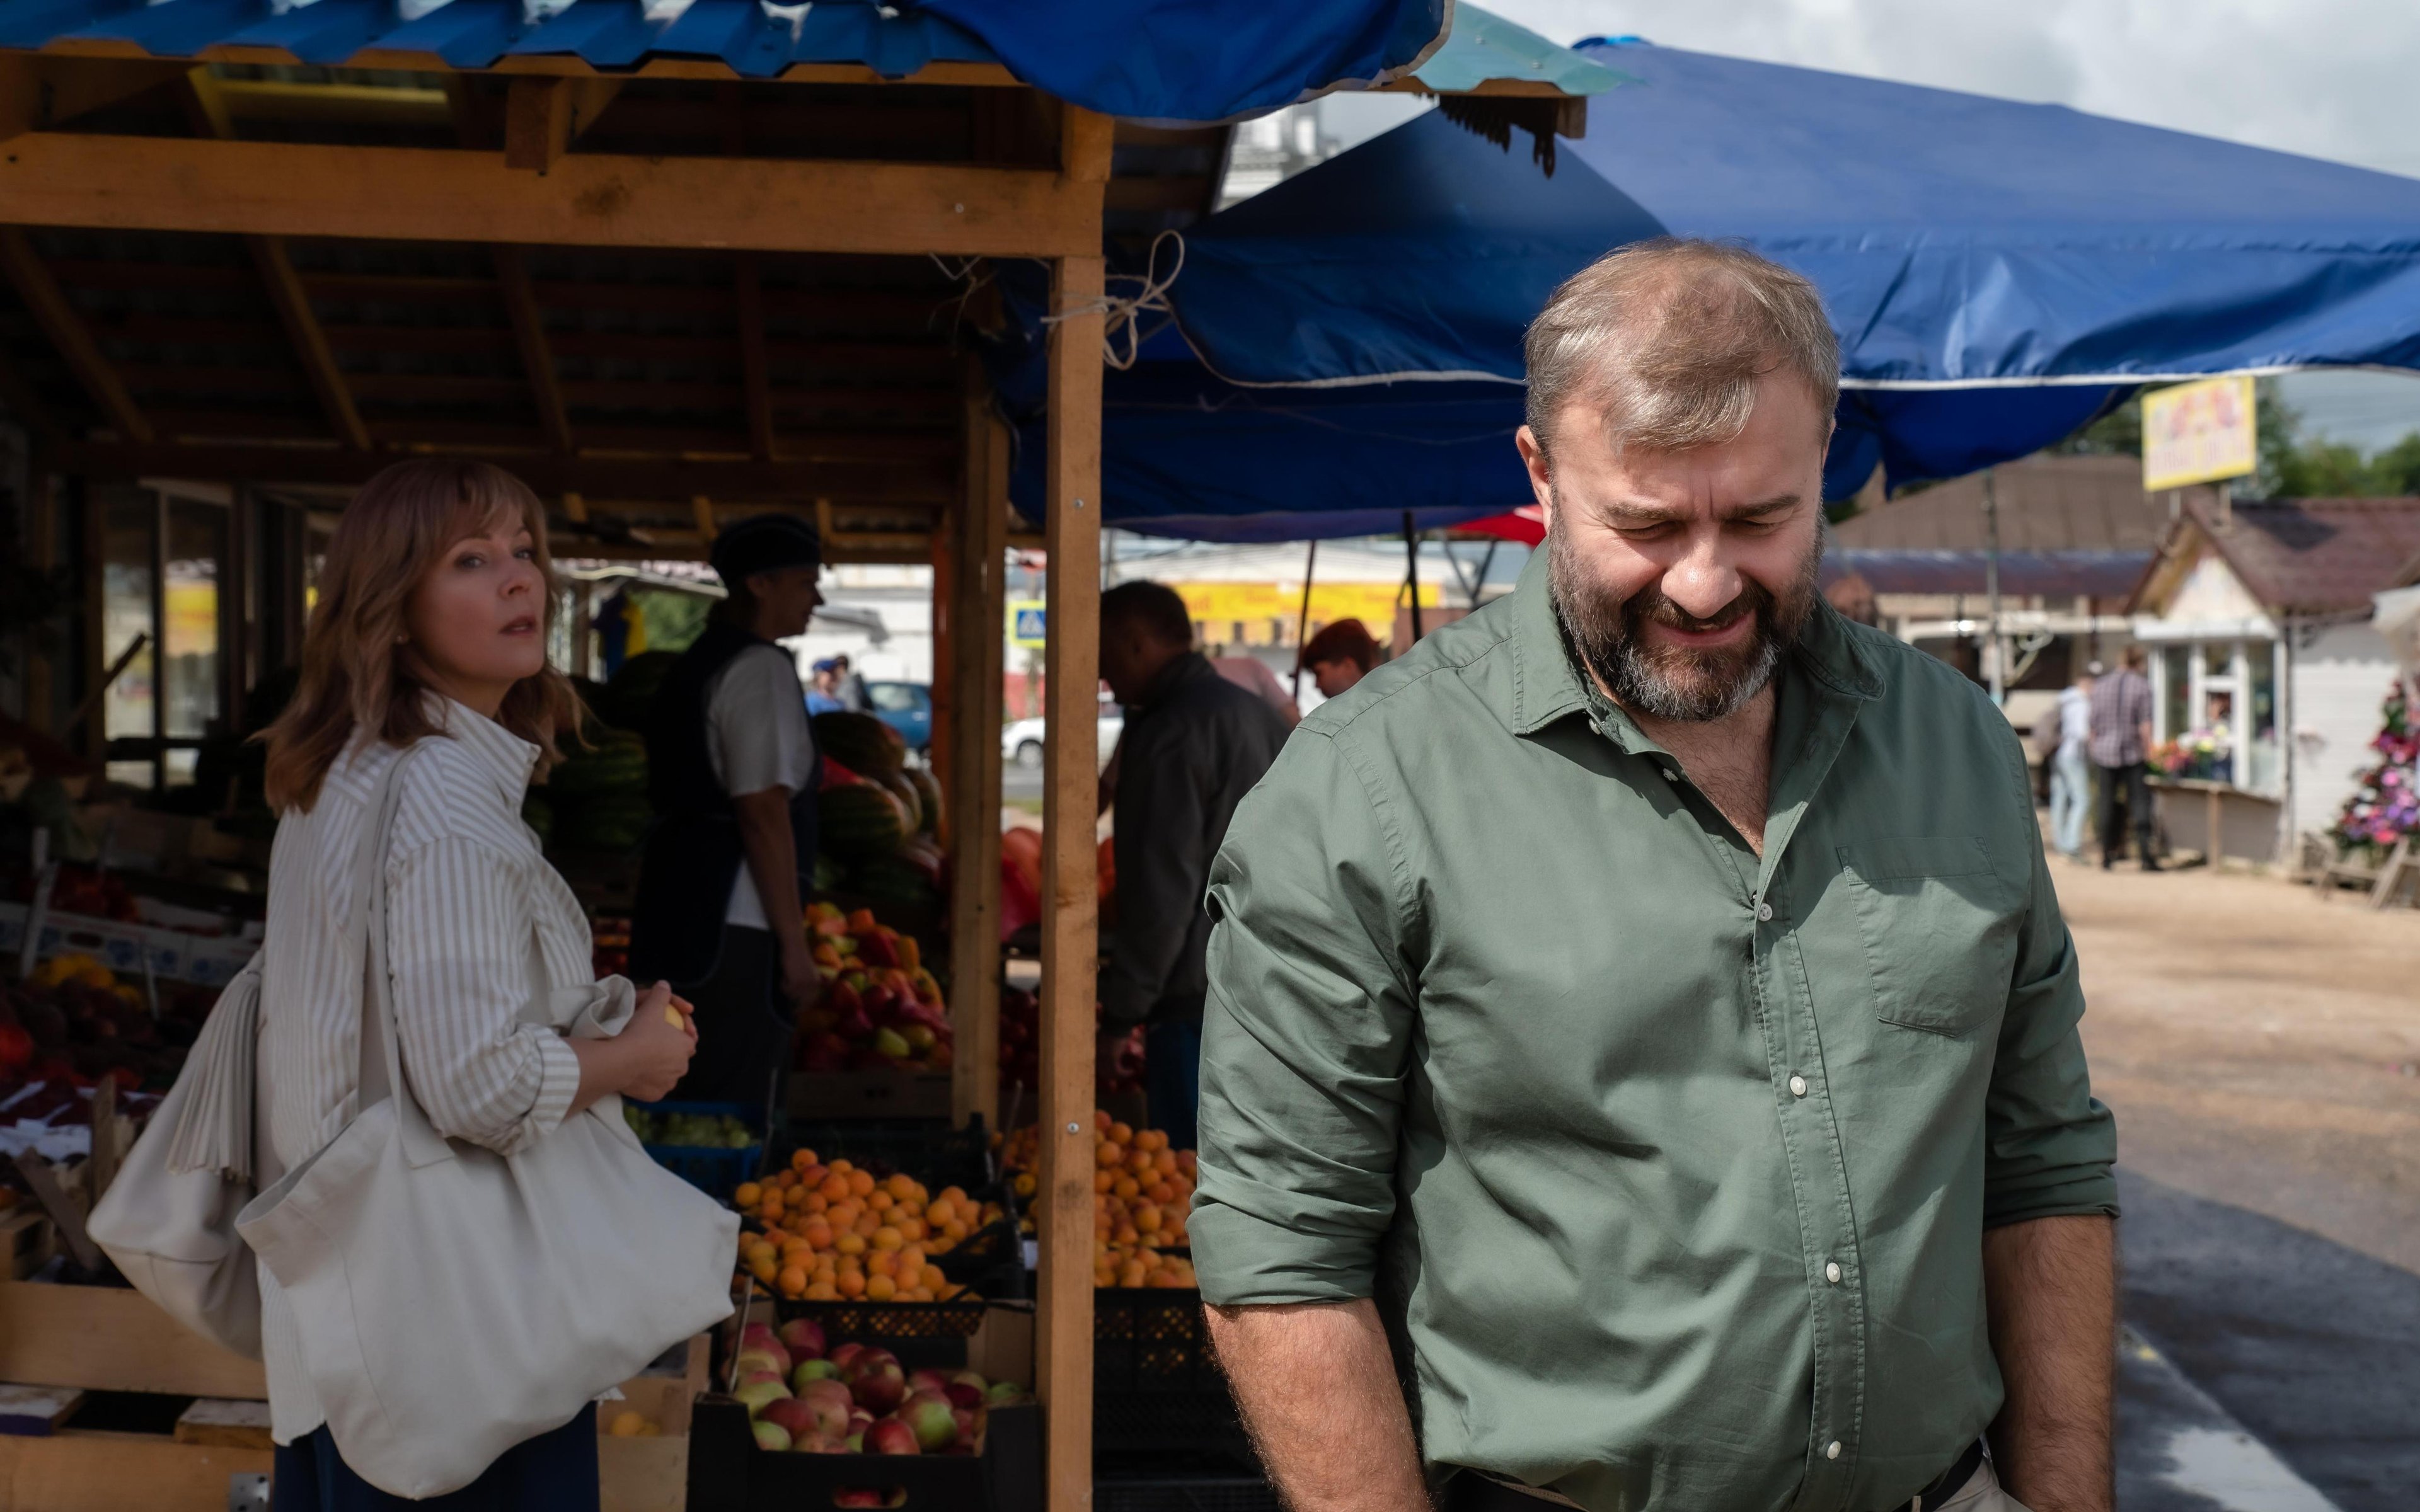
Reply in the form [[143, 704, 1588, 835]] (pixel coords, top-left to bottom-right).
[[549, 730, 647, 798], [812, 711, 906, 777], [904, 767, 944, 842], [562, 795, 654, 854], [818, 782, 908, 861], [852, 854, 940, 907], [877, 771, 923, 833], [591, 651, 680, 730]]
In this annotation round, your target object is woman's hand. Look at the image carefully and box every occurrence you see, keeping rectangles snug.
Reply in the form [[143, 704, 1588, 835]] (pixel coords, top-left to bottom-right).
[[572, 981, 696, 1113], [616, 982, 698, 1102], [777, 935, 823, 1019]]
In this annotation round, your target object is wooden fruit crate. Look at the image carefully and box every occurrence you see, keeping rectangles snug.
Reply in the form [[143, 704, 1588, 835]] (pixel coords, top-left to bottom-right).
[[599, 1332, 711, 1512], [790, 1068, 952, 1121], [1, 1208, 54, 1281]]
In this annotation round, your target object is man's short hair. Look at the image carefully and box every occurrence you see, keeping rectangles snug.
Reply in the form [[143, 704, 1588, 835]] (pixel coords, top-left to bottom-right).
[[1523, 238, 1839, 459], [2121, 644, 2148, 671], [1299, 618, 1380, 673], [1102, 580, 1194, 648]]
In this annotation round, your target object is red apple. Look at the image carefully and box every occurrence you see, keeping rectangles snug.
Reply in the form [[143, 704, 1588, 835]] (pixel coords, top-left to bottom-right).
[[759, 1397, 819, 1442], [950, 1369, 989, 1392], [793, 1358, 843, 1390], [734, 1348, 788, 1380], [734, 1379, 791, 1418], [943, 1382, 983, 1411], [898, 1394, 957, 1452], [833, 1491, 881, 1509], [863, 1418, 920, 1456], [848, 1352, 906, 1414], [778, 1318, 827, 1359], [827, 1341, 867, 1372], [752, 1419, 792, 1452], [906, 1368, 954, 1398], [800, 1379, 855, 1438]]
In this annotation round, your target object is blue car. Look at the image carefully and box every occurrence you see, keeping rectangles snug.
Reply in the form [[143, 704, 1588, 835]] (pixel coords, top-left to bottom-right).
[[863, 680, 932, 755]]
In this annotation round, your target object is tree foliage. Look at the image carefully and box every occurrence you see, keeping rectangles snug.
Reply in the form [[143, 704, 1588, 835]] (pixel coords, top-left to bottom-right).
[[2050, 380, 2420, 498]]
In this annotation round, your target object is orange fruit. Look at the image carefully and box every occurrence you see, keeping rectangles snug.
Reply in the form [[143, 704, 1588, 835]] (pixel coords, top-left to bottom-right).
[[926, 1198, 958, 1227], [796, 1148, 821, 1169], [835, 1232, 868, 1256], [805, 1281, 839, 1301], [837, 1270, 867, 1298], [871, 1225, 903, 1252], [868, 1190, 894, 1214], [865, 1274, 897, 1302], [749, 1255, 777, 1285], [1135, 1205, 1163, 1235], [847, 1170, 875, 1198], [802, 1221, 834, 1250], [818, 1174, 851, 1202], [734, 1183, 763, 1208], [1113, 1176, 1139, 1200], [868, 1250, 899, 1278], [778, 1266, 807, 1296], [1108, 1122, 1134, 1145], [920, 1264, 947, 1290], [829, 1159, 854, 1176]]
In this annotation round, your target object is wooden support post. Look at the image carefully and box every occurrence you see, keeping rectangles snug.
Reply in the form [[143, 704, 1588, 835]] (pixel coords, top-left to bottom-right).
[[502, 76, 624, 173], [186, 71, 372, 452], [0, 227, 151, 444], [691, 495, 717, 540], [1035, 100, 1111, 1512], [948, 371, 1008, 1131]]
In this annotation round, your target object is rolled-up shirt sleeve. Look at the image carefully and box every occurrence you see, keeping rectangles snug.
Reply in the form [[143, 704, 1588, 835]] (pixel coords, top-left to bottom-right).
[[385, 833, 581, 1155], [1984, 738, 2119, 1227], [1194, 729, 1417, 1306]]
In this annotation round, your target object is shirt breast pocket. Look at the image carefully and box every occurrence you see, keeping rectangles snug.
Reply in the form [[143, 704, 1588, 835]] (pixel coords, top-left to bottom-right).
[[1838, 836, 2019, 1038]]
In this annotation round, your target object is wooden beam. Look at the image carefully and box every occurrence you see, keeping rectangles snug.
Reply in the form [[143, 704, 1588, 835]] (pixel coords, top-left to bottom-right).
[[733, 255, 775, 462], [691, 494, 717, 539], [0, 135, 1104, 257], [0, 57, 190, 144], [948, 370, 1008, 1131], [562, 490, 588, 523], [502, 76, 624, 172], [1061, 103, 1115, 183], [492, 247, 573, 453], [0, 226, 151, 444], [1035, 249, 1104, 1512], [43, 438, 943, 499], [183, 70, 373, 452]]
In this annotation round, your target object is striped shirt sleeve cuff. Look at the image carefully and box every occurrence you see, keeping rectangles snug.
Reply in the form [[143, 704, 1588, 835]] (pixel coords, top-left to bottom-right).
[[516, 1029, 585, 1152]]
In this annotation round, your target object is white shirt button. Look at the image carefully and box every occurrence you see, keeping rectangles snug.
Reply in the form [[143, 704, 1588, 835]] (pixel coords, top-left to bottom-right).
[[1756, 902, 1775, 922], [1789, 1075, 1809, 1097], [1662, 767, 1679, 782], [1825, 1440, 1842, 1460], [1825, 1261, 1843, 1284]]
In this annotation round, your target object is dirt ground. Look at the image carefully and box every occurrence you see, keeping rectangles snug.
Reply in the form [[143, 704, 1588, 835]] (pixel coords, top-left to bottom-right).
[[2057, 856, 2420, 1275]]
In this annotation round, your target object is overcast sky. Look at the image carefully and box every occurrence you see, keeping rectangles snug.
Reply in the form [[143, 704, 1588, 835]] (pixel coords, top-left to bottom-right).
[[1302, 1, 2420, 450]]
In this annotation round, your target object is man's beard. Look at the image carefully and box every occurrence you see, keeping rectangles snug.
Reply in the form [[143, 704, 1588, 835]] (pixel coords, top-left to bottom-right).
[[1547, 513, 1822, 723]]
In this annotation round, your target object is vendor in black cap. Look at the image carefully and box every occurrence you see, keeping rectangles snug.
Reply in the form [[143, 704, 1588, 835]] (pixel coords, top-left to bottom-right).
[[630, 513, 826, 1113]]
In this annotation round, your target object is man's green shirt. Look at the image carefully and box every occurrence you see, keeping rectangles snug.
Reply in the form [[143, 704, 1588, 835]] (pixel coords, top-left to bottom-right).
[[1194, 556, 2117, 1512]]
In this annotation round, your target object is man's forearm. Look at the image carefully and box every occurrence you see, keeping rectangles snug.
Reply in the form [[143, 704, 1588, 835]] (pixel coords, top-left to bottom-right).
[[1983, 1215, 2115, 1512], [1207, 1300, 1429, 1512]]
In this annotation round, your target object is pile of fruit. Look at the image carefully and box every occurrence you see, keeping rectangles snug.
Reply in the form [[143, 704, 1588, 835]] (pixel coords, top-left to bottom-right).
[[589, 914, 631, 980], [732, 1317, 1029, 1460], [604, 1411, 664, 1438], [998, 1113, 1198, 1290], [814, 713, 944, 910], [624, 1106, 754, 1148], [734, 1149, 1005, 1302], [537, 726, 652, 853], [795, 905, 952, 1074], [0, 954, 214, 1097], [994, 988, 1143, 1103]]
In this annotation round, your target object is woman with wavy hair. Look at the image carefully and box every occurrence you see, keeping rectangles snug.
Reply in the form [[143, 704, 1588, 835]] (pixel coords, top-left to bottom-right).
[[255, 459, 697, 1510]]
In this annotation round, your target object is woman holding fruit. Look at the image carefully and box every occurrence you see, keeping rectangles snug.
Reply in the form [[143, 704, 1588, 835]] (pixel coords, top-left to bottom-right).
[[253, 459, 703, 1510]]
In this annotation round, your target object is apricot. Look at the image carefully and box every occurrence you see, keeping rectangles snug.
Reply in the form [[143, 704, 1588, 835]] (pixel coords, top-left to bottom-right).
[[847, 1170, 875, 1198], [837, 1270, 867, 1298], [735, 1183, 763, 1209], [868, 1191, 894, 1214], [920, 1264, 947, 1291], [835, 1232, 868, 1256], [865, 1274, 897, 1301], [818, 1174, 852, 1202], [778, 1266, 807, 1296]]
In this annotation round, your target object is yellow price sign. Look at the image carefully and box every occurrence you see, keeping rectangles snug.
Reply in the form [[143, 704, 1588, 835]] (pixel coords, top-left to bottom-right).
[[2142, 375, 2257, 491]]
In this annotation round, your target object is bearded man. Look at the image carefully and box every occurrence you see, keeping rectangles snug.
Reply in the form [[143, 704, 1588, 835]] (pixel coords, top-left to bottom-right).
[[1192, 240, 2117, 1512]]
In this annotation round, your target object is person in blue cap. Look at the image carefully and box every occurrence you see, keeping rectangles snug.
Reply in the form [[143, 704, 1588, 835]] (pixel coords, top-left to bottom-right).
[[630, 513, 826, 1113]]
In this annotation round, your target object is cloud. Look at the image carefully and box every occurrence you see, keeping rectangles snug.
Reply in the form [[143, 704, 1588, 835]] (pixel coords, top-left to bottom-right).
[[1484, 0, 2420, 177]]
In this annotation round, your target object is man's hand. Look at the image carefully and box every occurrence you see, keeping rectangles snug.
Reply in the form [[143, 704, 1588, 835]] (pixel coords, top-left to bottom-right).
[[1206, 1300, 1429, 1512], [777, 934, 823, 1017], [1097, 1023, 1142, 1087], [1983, 1215, 2116, 1512]]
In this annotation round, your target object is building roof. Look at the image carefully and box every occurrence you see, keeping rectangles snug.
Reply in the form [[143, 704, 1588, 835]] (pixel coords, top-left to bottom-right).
[[1830, 549, 2150, 600], [1832, 454, 2167, 554], [2142, 494, 2420, 617]]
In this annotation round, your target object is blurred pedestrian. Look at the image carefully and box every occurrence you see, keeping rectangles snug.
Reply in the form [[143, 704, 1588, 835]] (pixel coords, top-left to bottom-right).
[[1297, 618, 1381, 699], [831, 652, 870, 712], [2048, 663, 2096, 859], [2089, 644, 2158, 870], [805, 659, 846, 715]]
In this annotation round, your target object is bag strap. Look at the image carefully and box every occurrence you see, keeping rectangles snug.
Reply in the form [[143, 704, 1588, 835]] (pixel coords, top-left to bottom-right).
[[345, 743, 456, 1169]]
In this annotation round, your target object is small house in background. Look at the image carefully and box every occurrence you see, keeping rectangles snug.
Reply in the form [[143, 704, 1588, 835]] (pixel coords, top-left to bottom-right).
[[2126, 494, 2420, 864], [1827, 455, 2163, 737]]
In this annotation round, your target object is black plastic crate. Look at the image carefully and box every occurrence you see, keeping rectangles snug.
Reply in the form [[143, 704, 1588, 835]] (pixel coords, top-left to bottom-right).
[[688, 1396, 1040, 1512], [1091, 1288, 1248, 1459], [771, 1296, 991, 1341]]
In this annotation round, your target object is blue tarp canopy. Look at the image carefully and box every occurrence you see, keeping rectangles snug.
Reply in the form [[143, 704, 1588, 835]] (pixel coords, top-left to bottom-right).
[[0, 0, 1447, 119], [1034, 38, 2420, 540]]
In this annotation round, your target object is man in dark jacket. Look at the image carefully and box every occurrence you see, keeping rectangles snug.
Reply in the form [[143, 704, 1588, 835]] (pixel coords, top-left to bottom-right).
[[1098, 580, 1289, 1149]]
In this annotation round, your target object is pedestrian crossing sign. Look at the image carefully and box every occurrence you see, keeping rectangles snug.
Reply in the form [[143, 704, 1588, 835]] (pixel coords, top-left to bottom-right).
[[1010, 601, 1047, 648]]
